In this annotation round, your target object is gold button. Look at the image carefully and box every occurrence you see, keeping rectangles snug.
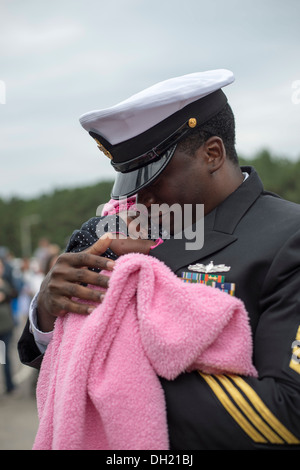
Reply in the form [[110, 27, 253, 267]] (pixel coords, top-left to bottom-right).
[[188, 118, 197, 128]]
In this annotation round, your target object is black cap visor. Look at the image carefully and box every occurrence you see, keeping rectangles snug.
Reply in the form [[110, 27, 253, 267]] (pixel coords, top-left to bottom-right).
[[111, 145, 176, 199]]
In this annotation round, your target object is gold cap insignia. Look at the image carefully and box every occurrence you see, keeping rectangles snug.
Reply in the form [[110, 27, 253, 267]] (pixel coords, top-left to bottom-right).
[[93, 138, 113, 160]]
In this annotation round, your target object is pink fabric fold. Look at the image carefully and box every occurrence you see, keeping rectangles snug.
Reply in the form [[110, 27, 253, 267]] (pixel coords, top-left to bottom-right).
[[33, 253, 257, 450], [101, 196, 136, 216]]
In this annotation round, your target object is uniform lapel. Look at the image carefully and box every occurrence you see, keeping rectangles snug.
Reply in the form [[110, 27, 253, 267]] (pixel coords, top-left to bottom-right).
[[213, 166, 263, 235], [151, 166, 264, 273]]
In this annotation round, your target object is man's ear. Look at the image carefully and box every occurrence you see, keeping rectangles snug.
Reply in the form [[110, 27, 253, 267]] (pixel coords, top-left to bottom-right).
[[203, 136, 226, 173]]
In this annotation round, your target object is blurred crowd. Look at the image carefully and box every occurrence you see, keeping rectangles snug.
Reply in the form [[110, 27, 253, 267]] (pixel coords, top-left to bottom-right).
[[0, 239, 60, 394]]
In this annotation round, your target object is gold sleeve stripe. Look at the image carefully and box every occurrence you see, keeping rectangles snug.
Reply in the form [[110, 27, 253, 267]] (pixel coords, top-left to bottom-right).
[[218, 375, 284, 444], [290, 355, 300, 374], [199, 372, 267, 443], [227, 375, 300, 445]]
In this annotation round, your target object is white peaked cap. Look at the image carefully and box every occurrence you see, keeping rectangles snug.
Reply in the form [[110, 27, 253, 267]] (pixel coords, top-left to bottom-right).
[[79, 69, 235, 198], [79, 69, 234, 145]]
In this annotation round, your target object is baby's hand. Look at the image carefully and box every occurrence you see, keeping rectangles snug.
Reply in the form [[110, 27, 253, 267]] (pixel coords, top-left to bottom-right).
[[109, 238, 155, 256]]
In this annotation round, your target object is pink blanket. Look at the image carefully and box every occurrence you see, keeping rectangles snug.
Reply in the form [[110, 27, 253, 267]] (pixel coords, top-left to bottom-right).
[[33, 253, 257, 450]]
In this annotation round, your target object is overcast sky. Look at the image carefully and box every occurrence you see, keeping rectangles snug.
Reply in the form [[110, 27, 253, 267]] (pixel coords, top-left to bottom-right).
[[1, 0, 300, 199]]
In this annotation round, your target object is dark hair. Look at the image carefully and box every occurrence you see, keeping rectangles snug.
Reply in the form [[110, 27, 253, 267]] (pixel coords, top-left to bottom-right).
[[177, 103, 239, 165]]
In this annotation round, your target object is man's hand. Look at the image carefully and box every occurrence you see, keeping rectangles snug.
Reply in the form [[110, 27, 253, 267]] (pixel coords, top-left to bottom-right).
[[36, 235, 155, 333], [37, 235, 115, 332]]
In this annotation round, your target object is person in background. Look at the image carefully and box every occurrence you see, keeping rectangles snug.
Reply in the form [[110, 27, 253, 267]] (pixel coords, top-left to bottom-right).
[[0, 258, 16, 394]]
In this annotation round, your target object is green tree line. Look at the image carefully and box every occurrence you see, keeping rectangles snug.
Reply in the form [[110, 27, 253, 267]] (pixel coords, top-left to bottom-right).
[[0, 180, 113, 259], [1, 149, 300, 258]]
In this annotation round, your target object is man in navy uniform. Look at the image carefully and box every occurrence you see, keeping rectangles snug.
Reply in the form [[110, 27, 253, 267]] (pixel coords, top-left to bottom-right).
[[18, 70, 300, 449]]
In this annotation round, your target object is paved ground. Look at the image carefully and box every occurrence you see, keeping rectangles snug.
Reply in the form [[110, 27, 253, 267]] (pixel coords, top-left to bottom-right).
[[0, 323, 39, 450]]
